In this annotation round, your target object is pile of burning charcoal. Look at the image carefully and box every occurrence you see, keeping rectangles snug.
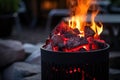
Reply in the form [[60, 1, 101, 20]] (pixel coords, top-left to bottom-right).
[[43, 20, 105, 52]]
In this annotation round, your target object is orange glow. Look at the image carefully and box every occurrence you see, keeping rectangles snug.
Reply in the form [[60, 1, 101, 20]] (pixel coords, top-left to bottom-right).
[[41, 1, 57, 10], [67, 0, 103, 38], [91, 10, 103, 39]]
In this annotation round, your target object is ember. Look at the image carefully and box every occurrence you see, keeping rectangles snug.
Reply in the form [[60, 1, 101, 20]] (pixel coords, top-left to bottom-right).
[[43, 0, 105, 52], [43, 20, 105, 52]]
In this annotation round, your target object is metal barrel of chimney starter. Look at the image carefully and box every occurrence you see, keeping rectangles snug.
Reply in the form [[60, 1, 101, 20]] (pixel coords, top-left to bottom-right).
[[41, 43, 109, 80]]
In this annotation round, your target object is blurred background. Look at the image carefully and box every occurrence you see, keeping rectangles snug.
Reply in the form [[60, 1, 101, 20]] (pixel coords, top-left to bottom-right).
[[0, 0, 119, 43], [0, 0, 120, 44], [0, 0, 120, 80]]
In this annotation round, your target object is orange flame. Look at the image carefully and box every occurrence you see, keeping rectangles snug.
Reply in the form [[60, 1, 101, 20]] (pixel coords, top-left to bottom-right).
[[67, 0, 103, 37]]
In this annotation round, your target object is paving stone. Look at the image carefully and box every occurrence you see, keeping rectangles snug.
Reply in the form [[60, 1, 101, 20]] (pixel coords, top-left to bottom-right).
[[3, 62, 41, 80], [25, 49, 40, 63], [26, 56, 41, 65], [0, 39, 26, 68], [23, 73, 41, 80]]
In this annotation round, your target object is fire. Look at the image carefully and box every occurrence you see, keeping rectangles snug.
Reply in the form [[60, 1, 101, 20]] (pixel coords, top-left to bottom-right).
[[43, 0, 105, 52], [67, 0, 103, 38], [91, 10, 103, 39]]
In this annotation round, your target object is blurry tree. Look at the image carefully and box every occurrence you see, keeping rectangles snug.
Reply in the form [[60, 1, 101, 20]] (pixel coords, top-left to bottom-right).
[[0, 0, 20, 14]]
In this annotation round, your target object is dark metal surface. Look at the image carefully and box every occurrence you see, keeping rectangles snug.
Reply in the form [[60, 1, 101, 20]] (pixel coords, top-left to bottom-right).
[[41, 43, 110, 80]]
